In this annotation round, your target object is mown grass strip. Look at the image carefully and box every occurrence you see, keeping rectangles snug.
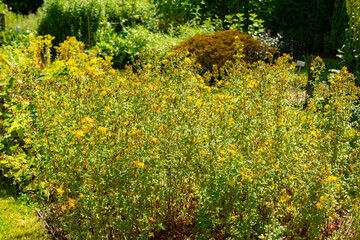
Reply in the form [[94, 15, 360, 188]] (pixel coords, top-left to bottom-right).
[[0, 176, 49, 240]]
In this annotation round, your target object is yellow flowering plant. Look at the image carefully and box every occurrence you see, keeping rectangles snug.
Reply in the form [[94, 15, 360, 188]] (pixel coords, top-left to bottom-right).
[[2, 35, 360, 239]]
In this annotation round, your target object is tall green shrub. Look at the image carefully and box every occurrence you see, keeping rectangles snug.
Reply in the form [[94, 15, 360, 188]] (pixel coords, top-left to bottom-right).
[[343, 0, 360, 82], [324, 0, 348, 54], [37, 0, 102, 48]]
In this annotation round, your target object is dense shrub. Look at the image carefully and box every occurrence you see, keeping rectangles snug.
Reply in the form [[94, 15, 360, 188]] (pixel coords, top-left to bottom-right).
[[2, 36, 360, 239], [0, 34, 52, 188], [268, 0, 348, 54], [341, 0, 360, 82], [95, 26, 149, 68], [102, 0, 153, 32], [0, 75, 35, 187], [174, 29, 275, 74], [323, 0, 348, 54], [95, 23, 216, 69], [37, 0, 102, 48], [150, 0, 196, 30], [37, 0, 153, 49]]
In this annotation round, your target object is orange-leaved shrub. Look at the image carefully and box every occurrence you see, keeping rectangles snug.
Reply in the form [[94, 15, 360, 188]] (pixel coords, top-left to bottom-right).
[[174, 29, 276, 73]]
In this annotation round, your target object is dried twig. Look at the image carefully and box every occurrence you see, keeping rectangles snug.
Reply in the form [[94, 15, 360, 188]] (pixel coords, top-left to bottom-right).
[[35, 209, 58, 240]]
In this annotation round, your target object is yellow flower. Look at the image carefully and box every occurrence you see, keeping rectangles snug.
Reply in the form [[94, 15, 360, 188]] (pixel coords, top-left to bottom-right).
[[247, 80, 256, 88], [67, 198, 76, 208], [316, 202, 323, 209], [23, 138, 31, 145], [227, 148, 236, 155], [57, 187, 65, 195], [134, 160, 145, 169], [324, 135, 331, 140], [348, 131, 355, 138], [283, 204, 292, 212], [195, 99, 203, 107], [98, 126, 108, 134], [167, 51, 175, 57], [326, 175, 338, 182], [74, 129, 85, 138], [100, 90, 107, 97], [316, 195, 327, 209], [229, 178, 237, 186], [279, 194, 291, 203]]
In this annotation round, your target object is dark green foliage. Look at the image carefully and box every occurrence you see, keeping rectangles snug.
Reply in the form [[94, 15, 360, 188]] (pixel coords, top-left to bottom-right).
[[0, 30, 29, 46], [2, 0, 43, 14], [103, 1, 150, 32], [351, 104, 360, 122], [151, 0, 196, 30], [151, 0, 272, 31], [152, 0, 347, 55], [341, 0, 360, 83], [37, 0, 102, 48], [269, 0, 333, 52], [324, 0, 348, 54], [175, 29, 275, 73], [95, 26, 149, 69]]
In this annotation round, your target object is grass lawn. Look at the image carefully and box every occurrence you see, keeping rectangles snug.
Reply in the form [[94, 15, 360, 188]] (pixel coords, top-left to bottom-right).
[[0, 176, 49, 240]]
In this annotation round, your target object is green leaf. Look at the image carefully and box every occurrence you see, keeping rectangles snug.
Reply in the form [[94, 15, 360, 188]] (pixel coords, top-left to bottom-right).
[[7, 77, 15, 88]]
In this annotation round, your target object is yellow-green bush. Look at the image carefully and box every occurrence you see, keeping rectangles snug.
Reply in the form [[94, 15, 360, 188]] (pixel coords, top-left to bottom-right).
[[0, 35, 53, 188], [174, 29, 276, 74], [2, 36, 360, 239]]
